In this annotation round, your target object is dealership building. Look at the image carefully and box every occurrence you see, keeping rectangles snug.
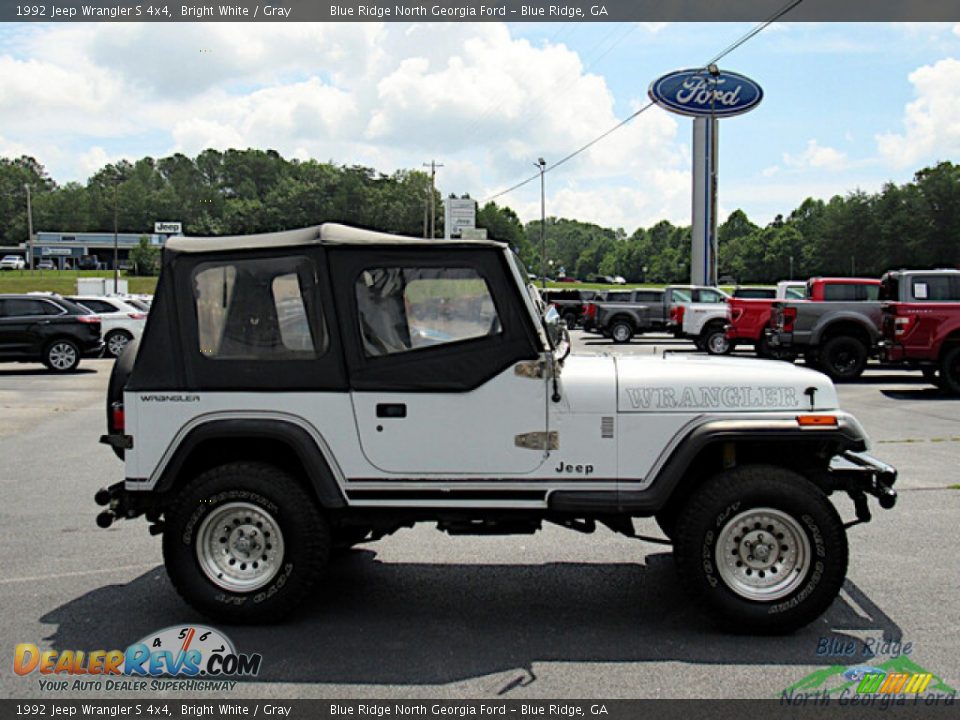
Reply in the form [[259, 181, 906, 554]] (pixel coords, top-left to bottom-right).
[[18, 223, 182, 269]]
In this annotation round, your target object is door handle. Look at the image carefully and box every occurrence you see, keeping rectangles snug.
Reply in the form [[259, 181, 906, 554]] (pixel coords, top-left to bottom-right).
[[376, 403, 407, 418]]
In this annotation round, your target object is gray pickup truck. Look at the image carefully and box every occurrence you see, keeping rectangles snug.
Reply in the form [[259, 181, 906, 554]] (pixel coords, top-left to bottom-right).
[[767, 278, 883, 381], [581, 288, 670, 343], [582, 287, 700, 343]]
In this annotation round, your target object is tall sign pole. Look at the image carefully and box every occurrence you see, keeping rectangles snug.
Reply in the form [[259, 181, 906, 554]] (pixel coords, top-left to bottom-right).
[[649, 67, 762, 286], [24, 184, 34, 270]]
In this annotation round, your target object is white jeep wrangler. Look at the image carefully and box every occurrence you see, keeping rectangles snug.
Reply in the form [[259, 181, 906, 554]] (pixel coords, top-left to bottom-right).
[[97, 224, 897, 633]]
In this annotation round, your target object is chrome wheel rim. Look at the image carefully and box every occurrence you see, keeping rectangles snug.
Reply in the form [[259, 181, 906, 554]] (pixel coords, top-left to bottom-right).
[[715, 507, 810, 601], [48, 343, 77, 370], [196, 502, 285, 593], [708, 333, 729, 354], [613, 325, 630, 342], [107, 333, 129, 357]]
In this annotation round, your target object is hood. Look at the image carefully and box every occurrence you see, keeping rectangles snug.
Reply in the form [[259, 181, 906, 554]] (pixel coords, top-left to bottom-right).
[[614, 354, 837, 413]]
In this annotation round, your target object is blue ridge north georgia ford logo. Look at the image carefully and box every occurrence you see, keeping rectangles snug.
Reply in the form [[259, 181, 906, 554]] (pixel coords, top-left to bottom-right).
[[648, 68, 763, 118]]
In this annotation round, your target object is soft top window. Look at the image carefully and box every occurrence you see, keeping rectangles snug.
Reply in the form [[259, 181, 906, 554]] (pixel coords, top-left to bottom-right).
[[193, 256, 326, 360], [355, 267, 501, 357]]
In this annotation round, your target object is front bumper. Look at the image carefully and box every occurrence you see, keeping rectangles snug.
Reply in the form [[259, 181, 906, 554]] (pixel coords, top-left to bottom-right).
[[828, 450, 897, 522]]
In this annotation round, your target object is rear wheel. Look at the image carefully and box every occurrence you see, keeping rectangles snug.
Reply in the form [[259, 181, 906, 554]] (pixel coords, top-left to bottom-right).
[[105, 330, 133, 359], [819, 336, 868, 381], [674, 464, 847, 634], [43, 339, 80, 373], [163, 462, 330, 623], [610, 320, 634, 344], [939, 346, 960, 395], [702, 323, 732, 355]]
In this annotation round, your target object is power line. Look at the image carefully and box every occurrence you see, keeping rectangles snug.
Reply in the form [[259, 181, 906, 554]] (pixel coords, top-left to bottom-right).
[[481, 0, 805, 204]]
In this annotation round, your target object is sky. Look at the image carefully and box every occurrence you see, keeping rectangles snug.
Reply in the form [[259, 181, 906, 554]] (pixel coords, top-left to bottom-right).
[[1, 21, 960, 232]]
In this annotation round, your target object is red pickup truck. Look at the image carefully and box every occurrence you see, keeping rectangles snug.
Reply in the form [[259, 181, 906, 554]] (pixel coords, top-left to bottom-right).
[[726, 278, 874, 358], [878, 269, 960, 393]]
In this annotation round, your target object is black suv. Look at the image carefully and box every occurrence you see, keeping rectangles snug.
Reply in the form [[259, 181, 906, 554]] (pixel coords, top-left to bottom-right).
[[0, 295, 103, 372]]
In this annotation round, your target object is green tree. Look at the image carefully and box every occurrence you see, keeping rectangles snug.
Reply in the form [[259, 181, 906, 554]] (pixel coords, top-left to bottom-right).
[[129, 235, 160, 276]]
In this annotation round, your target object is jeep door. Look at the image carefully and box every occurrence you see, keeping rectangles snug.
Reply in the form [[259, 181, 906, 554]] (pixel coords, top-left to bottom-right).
[[330, 247, 549, 475]]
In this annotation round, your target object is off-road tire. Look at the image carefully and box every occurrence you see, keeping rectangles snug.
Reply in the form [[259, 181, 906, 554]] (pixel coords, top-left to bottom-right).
[[610, 319, 634, 344], [42, 338, 81, 373], [939, 346, 960, 395], [820, 336, 868, 381], [105, 329, 133, 359], [674, 464, 848, 634], [702, 322, 732, 355], [163, 462, 330, 623]]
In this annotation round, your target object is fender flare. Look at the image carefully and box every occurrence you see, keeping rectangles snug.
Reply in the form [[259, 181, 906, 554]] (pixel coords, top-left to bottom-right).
[[619, 416, 867, 514], [811, 315, 879, 346], [152, 417, 346, 508]]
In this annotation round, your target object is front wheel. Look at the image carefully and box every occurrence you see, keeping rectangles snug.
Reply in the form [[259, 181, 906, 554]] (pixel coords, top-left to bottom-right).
[[702, 324, 732, 355], [163, 462, 330, 623], [43, 339, 80, 372], [674, 464, 848, 634]]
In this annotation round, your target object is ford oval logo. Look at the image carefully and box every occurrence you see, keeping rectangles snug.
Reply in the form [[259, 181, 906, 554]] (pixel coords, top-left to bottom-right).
[[648, 68, 763, 118]]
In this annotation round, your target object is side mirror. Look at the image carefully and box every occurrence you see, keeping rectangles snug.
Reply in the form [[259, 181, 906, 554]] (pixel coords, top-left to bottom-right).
[[543, 306, 571, 360]]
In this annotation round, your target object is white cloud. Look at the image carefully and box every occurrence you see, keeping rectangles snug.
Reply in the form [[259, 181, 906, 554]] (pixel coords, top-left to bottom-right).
[[0, 21, 693, 232], [877, 57, 960, 168], [783, 140, 848, 172]]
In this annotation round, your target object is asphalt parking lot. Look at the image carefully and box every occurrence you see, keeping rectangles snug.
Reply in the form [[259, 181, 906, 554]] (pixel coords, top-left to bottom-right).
[[1, 333, 958, 700]]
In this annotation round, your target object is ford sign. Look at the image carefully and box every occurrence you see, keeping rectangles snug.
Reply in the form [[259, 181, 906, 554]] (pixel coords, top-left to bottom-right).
[[648, 69, 762, 118]]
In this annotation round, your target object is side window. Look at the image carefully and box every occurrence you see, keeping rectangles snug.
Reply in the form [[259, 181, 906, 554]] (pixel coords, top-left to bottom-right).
[[785, 287, 806, 299], [193, 257, 324, 359], [355, 267, 501, 357], [823, 284, 859, 301], [78, 299, 115, 314], [863, 285, 879, 301], [671, 289, 692, 303], [0, 299, 61, 317], [912, 276, 957, 301], [699, 289, 725, 303]]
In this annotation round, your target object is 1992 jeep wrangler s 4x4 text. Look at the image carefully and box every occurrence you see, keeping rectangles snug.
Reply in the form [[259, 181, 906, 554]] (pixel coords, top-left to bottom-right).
[[97, 224, 897, 633]]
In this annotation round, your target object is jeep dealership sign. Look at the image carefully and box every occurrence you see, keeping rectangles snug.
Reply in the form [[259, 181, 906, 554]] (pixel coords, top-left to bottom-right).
[[154, 221, 182, 234], [648, 69, 763, 118]]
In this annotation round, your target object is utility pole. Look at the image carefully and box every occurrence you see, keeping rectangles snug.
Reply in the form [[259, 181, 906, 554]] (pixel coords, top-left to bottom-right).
[[113, 183, 119, 293], [422, 187, 430, 239], [535, 158, 547, 289], [422, 160, 443, 238], [24, 183, 34, 270]]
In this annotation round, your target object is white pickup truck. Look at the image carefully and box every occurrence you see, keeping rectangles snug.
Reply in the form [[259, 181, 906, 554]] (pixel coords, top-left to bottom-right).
[[666, 285, 732, 354]]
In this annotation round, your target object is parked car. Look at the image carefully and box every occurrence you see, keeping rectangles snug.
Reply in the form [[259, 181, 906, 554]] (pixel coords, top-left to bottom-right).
[[878, 269, 960, 393], [540, 289, 598, 329], [95, 222, 896, 632], [667, 285, 731, 354], [0, 255, 26, 271], [67, 295, 147, 358], [36, 259, 55, 270], [726, 280, 836, 359], [76, 255, 103, 271], [767, 278, 882, 381], [581, 288, 671, 342], [0, 294, 102, 371]]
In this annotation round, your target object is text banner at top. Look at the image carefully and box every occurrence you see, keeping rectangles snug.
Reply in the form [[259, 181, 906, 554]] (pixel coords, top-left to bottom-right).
[[3, 0, 960, 23]]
